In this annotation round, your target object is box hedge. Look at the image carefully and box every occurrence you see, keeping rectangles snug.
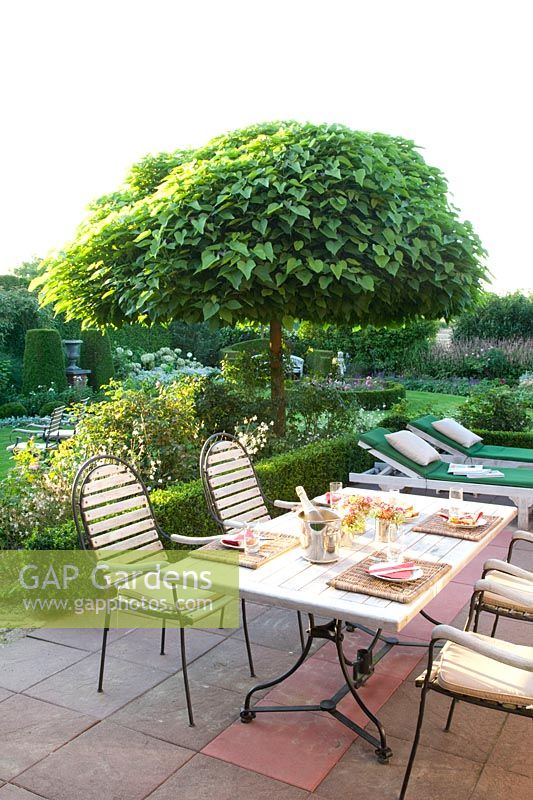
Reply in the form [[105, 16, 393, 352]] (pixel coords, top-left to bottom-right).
[[80, 329, 115, 389], [151, 433, 373, 543], [220, 338, 270, 362], [305, 349, 334, 376], [345, 381, 405, 410], [22, 329, 67, 394], [474, 429, 533, 448]]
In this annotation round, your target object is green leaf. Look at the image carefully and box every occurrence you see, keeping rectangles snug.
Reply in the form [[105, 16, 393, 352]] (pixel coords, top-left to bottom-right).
[[291, 204, 310, 218], [133, 230, 152, 243], [191, 214, 208, 234], [236, 259, 255, 279], [294, 240, 304, 251], [252, 218, 268, 236], [319, 275, 333, 290], [266, 202, 283, 214], [354, 168, 366, 186], [219, 308, 234, 323], [203, 300, 220, 320], [229, 241, 249, 257], [226, 299, 242, 309], [331, 262, 344, 280], [224, 271, 243, 290], [263, 242, 274, 262], [200, 250, 217, 270], [358, 275, 375, 291], [325, 239, 344, 256], [375, 254, 390, 268]]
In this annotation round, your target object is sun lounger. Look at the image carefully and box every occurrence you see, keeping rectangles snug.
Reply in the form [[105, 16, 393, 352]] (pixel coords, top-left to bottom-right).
[[408, 415, 533, 468], [351, 427, 533, 529]]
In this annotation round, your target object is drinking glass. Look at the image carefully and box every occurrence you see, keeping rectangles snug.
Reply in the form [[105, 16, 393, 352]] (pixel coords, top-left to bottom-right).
[[448, 487, 464, 518], [329, 481, 343, 510], [386, 523, 405, 563], [243, 524, 261, 555]]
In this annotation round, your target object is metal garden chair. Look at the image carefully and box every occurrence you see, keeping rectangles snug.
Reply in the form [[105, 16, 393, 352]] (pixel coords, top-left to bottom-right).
[[56, 396, 90, 440], [400, 624, 533, 799], [8, 404, 66, 453], [467, 529, 533, 637], [199, 432, 306, 676], [72, 453, 234, 727]]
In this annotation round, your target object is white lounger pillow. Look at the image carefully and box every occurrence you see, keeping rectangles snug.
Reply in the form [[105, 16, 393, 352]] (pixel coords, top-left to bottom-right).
[[432, 418, 483, 448], [385, 430, 441, 466]]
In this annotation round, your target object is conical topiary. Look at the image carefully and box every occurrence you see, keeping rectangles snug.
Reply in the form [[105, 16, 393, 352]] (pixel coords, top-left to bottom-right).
[[22, 328, 67, 393], [80, 329, 115, 390]]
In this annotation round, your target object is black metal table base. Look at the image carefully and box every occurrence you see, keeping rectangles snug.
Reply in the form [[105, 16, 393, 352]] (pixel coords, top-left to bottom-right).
[[240, 614, 434, 763]]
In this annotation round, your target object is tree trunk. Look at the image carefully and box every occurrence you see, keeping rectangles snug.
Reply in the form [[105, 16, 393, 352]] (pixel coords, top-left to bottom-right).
[[269, 319, 286, 436]]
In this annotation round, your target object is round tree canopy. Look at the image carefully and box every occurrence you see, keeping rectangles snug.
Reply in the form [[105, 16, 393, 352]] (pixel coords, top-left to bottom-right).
[[37, 122, 487, 329]]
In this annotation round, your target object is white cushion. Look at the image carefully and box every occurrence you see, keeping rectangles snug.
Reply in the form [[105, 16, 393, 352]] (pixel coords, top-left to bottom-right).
[[432, 418, 483, 448], [437, 632, 533, 706], [384, 430, 441, 466]]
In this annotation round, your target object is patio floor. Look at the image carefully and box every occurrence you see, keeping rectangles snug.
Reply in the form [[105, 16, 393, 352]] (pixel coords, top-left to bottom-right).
[[0, 518, 531, 799]]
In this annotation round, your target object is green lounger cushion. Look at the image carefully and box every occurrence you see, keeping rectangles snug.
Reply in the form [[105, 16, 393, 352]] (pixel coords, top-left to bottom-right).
[[359, 427, 533, 489], [411, 415, 533, 463]]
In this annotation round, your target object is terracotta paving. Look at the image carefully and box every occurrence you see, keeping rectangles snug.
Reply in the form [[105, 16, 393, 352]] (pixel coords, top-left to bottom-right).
[[0, 521, 531, 799]]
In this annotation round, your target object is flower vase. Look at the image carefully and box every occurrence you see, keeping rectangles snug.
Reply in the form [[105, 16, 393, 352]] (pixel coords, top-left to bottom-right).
[[374, 518, 390, 545]]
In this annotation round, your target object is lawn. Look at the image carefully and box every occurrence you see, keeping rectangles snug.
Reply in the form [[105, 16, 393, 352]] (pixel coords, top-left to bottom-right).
[[404, 390, 464, 418], [0, 428, 14, 480]]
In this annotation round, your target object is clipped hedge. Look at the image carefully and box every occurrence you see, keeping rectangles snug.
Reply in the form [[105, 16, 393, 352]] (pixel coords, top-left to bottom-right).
[[220, 338, 270, 362], [22, 329, 67, 394], [0, 401, 27, 418], [80, 329, 115, 389], [151, 433, 373, 543], [474, 429, 533, 448], [306, 349, 334, 376], [347, 381, 405, 410]]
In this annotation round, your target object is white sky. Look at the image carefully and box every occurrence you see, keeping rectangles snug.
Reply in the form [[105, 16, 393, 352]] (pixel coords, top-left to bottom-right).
[[1, 0, 531, 292]]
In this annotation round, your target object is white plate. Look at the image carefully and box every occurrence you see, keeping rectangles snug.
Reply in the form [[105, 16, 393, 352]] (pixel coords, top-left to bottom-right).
[[447, 516, 485, 529], [220, 539, 244, 551], [372, 567, 424, 583]]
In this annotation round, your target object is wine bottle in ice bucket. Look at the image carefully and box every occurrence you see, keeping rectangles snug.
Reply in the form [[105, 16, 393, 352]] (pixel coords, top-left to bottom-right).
[[295, 485, 341, 563]]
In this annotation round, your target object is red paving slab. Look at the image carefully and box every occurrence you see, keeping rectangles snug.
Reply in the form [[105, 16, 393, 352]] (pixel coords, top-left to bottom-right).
[[400, 581, 473, 640], [451, 544, 511, 585], [202, 701, 357, 791]]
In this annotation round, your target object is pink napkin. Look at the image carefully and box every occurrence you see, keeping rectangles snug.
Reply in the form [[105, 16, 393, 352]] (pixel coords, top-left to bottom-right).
[[366, 560, 416, 579]]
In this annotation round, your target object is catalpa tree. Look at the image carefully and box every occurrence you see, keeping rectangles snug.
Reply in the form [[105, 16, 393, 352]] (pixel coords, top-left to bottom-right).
[[36, 122, 487, 433]]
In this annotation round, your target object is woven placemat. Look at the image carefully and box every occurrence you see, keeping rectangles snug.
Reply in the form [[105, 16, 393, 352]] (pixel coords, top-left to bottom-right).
[[327, 556, 451, 603], [198, 532, 299, 570], [412, 511, 502, 541]]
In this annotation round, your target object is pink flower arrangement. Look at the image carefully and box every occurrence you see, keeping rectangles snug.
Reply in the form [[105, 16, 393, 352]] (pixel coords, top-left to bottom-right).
[[340, 494, 374, 535], [369, 500, 406, 525]]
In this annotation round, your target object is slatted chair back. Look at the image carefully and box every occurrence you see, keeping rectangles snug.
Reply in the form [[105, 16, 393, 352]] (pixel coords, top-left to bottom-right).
[[200, 433, 270, 532], [45, 405, 66, 443], [72, 455, 164, 559]]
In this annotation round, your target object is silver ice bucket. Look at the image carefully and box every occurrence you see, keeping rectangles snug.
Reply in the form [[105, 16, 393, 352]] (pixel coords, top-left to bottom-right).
[[297, 508, 342, 563]]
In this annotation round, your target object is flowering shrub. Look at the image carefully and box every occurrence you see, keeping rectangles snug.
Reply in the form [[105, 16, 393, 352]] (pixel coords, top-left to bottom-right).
[[0, 443, 73, 548], [113, 346, 218, 384], [234, 417, 274, 455]]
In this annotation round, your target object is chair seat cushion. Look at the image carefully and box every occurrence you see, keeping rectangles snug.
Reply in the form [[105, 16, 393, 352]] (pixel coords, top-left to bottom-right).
[[437, 632, 533, 706], [483, 570, 533, 613]]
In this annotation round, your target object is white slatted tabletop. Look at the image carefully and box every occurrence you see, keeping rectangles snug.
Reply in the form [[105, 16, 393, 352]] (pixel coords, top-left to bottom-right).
[[240, 489, 516, 632]]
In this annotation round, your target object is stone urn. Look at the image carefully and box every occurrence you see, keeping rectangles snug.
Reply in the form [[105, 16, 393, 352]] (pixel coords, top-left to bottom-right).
[[62, 339, 91, 386]]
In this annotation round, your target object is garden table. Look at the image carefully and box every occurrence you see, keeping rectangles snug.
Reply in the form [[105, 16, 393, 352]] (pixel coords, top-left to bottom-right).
[[236, 488, 516, 762]]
